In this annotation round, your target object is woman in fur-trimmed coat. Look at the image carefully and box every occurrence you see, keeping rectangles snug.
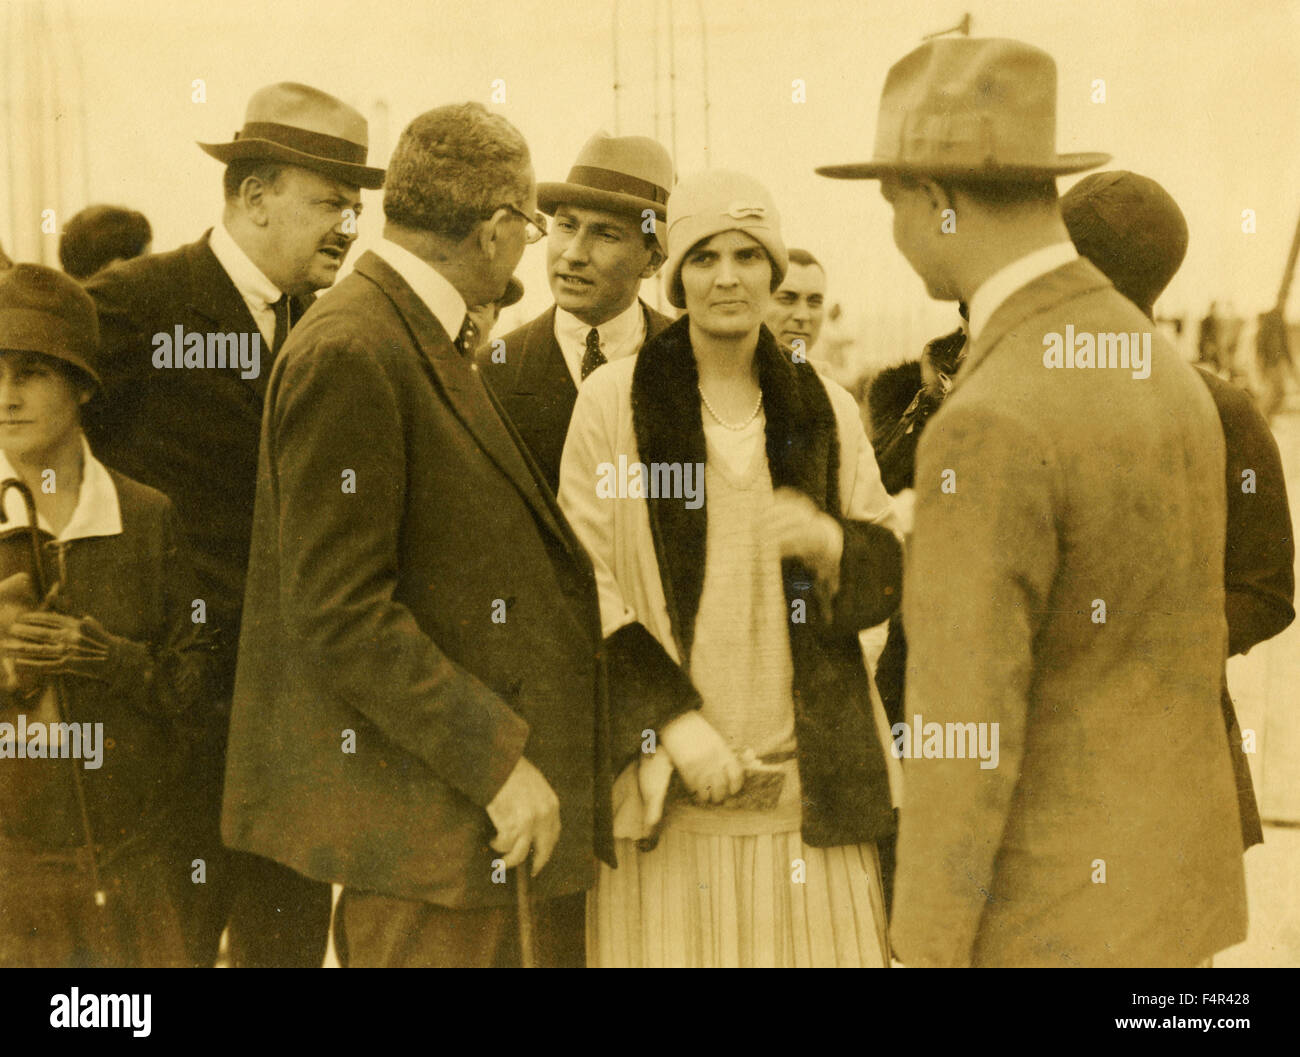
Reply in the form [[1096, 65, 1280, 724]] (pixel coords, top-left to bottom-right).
[[558, 170, 903, 967]]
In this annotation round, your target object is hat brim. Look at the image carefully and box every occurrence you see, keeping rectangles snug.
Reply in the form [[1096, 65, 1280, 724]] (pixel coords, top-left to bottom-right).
[[199, 139, 386, 190], [814, 152, 1112, 181], [537, 182, 667, 224]]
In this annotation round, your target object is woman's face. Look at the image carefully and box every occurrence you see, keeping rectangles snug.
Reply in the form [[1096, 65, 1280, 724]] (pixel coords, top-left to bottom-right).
[[0, 352, 86, 462], [679, 230, 773, 339]]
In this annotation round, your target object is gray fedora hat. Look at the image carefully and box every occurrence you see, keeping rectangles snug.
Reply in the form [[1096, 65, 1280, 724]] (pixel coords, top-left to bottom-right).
[[200, 82, 386, 190]]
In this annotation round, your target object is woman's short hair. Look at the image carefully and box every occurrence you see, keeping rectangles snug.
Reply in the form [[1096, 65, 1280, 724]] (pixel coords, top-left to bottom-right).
[[383, 103, 531, 241], [58, 205, 152, 279]]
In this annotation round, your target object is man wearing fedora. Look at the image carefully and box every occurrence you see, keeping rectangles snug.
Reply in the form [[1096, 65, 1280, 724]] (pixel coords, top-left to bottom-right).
[[81, 82, 385, 968], [819, 37, 1247, 967], [478, 131, 673, 493]]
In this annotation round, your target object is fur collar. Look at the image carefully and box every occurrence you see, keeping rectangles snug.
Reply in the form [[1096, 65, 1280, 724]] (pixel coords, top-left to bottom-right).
[[630, 315, 839, 662]]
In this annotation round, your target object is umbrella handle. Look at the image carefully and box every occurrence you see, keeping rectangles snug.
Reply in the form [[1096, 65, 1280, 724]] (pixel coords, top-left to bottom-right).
[[0, 478, 49, 595]]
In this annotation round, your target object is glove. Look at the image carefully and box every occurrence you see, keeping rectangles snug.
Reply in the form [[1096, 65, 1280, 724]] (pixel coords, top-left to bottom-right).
[[2, 610, 148, 685], [0, 572, 39, 695]]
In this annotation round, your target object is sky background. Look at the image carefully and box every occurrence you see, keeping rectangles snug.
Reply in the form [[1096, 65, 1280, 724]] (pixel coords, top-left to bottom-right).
[[4, 0, 1298, 366]]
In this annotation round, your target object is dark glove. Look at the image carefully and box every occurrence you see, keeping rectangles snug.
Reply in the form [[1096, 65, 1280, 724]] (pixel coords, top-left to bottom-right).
[[2, 610, 149, 684]]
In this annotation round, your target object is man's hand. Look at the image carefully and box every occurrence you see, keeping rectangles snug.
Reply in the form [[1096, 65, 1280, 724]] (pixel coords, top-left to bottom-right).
[[769, 486, 843, 570], [658, 711, 743, 805], [486, 755, 561, 876]]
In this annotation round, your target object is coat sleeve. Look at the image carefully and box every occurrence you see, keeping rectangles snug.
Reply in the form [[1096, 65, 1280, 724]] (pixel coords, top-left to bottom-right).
[[558, 372, 701, 769], [1219, 384, 1296, 655], [821, 379, 904, 635], [101, 499, 223, 729], [890, 399, 1057, 968], [266, 335, 529, 809]]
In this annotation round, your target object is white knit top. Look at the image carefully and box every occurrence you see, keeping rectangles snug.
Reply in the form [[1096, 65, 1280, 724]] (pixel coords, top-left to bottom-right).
[[673, 412, 802, 834]]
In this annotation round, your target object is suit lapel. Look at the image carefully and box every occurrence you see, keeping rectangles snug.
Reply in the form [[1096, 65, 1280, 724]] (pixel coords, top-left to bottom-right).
[[183, 233, 277, 403], [513, 307, 575, 399], [355, 253, 579, 555]]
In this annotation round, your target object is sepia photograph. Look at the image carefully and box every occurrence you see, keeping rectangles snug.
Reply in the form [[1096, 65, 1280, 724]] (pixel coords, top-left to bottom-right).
[[0, 0, 1297, 1011]]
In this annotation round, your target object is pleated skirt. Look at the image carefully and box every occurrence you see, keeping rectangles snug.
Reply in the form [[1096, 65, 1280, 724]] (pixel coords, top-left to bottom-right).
[[587, 824, 890, 968]]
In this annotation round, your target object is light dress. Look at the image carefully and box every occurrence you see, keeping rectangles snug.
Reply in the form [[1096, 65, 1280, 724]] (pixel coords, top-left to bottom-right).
[[587, 411, 890, 968]]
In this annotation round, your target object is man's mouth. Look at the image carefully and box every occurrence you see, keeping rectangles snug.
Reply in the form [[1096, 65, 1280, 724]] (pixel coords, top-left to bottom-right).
[[556, 273, 594, 287]]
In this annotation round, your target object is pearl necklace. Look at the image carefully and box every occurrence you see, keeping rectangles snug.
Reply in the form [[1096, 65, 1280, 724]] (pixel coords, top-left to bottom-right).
[[698, 384, 763, 431]]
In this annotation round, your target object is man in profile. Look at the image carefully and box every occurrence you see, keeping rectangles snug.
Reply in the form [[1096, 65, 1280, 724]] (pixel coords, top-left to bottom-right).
[[223, 103, 674, 967], [83, 81, 382, 967], [818, 37, 1247, 967]]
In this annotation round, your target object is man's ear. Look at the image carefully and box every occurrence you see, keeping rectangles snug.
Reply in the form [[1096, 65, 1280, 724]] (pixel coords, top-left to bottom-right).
[[919, 177, 952, 214], [240, 176, 273, 227], [474, 209, 508, 260], [77, 389, 92, 407], [641, 247, 667, 279]]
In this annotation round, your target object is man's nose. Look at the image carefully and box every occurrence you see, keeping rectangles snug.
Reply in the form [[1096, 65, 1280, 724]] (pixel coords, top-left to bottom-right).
[[560, 232, 590, 265]]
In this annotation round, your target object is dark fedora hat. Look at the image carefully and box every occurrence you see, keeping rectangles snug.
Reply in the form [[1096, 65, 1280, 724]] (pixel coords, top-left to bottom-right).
[[538, 132, 674, 239], [199, 82, 386, 190], [817, 38, 1109, 182], [0, 264, 101, 388]]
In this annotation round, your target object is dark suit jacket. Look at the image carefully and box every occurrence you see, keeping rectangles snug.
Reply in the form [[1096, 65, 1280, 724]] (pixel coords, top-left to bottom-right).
[[478, 301, 673, 492], [221, 252, 669, 908], [1198, 367, 1295, 847], [81, 232, 312, 654]]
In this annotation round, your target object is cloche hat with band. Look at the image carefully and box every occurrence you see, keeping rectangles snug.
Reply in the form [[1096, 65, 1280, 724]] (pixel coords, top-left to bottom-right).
[[662, 169, 788, 310], [199, 82, 386, 190]]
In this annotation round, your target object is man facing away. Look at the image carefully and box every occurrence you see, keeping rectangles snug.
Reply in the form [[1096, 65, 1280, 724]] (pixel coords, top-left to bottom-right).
[[478, 131, 674, 492], [222, 102, 681, 967], [818, 37, 1247, 967], [81, 82, 382, 967]]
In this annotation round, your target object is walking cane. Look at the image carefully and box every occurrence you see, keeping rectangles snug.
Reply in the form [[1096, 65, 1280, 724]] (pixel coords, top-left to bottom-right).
[[515, 860, 536, 968], [0, 478, 107, 909]]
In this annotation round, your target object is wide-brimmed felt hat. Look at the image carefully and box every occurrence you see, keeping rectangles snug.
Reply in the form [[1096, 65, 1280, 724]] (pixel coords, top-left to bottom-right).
[[199, 82, 385, 190], [663, 170, 788, 310], [538, 132, 674, 239], [816, 38, 1110, 182], [0, 264, 101, 388]]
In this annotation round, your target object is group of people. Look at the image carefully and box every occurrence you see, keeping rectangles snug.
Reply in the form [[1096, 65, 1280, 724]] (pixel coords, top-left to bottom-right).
[[0, 34, 1291, 968]]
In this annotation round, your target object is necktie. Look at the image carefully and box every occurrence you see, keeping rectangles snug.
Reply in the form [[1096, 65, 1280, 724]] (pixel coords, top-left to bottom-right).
[[455, 315, 479, 357], [271, 294, 292, 357], [581, 327, 606, 380]]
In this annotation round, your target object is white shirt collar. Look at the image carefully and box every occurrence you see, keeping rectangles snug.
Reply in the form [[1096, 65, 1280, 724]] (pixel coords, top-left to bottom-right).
[[967, 242, 1078, 342], [208, 221, 285, 313], [370, 237, 468, 345], [0, 435, 123, 541], [554, 299, 647, 386]]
